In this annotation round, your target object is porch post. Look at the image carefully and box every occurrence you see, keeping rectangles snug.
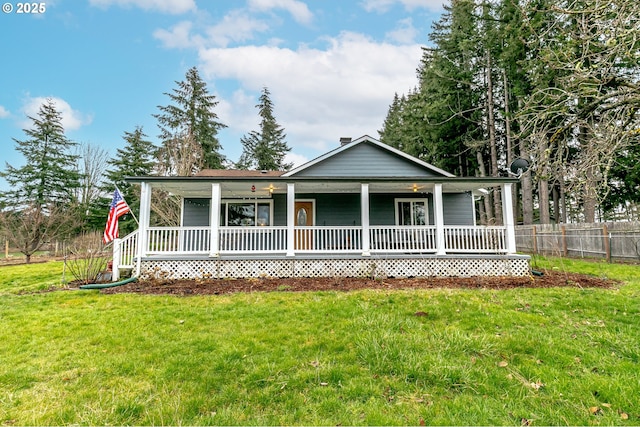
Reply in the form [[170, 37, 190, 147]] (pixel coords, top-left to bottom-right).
[[112, 238, 121, 281], [209, 183, 221, 257], [501, 182, 517, 254], [135, 181, 151, 277], [286, 183, 295, 257], [434, 183, 446, 255], [361, 183, 371, 256]]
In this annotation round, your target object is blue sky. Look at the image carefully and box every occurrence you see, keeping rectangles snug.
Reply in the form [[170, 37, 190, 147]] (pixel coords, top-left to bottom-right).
[[1, 0, 445, 185]]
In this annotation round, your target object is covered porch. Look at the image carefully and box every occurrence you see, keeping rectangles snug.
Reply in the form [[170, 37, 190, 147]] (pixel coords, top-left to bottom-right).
[[112, 176, 526, 280]]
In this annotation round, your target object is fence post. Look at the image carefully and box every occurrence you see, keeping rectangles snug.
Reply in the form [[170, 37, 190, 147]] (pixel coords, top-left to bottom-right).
[[561, 225, 567, 257], [602, 224, 611, 263], [532, 226, 538, 254]]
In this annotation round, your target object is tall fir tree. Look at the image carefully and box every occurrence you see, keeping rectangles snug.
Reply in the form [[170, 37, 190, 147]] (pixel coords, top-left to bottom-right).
[[0, 99, 82, 262], [1, 98, 81, 206], [237, 87, 292, 171], [88, 126, 157, 233], [155, 66, 227, 175]]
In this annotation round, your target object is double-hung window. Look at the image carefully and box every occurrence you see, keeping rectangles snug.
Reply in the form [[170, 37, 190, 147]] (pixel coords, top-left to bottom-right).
[[395, 199, 428, 226]]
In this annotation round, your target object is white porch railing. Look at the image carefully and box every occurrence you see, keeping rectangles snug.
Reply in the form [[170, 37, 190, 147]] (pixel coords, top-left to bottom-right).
[[294, 226, 362, 253], [128, 225, 509, 259], [370, 226, 437, 252], [444, 225, 506, 253], [147, 226, 211, 254], [220, 226, 287, 253], [112, 230, 138, 281]]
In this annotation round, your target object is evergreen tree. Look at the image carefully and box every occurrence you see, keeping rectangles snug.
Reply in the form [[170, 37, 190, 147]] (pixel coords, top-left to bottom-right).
[[88, 126, 157, 233], [378, 93, 406, 148], [155, 66, 226, 175], [1, 99, 81, 205], [237, 87, 292, 171], [0, 99, 82, 262]]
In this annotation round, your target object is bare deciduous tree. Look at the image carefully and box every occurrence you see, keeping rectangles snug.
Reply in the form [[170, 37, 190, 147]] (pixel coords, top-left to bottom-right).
[[520, 0, 640, 222]]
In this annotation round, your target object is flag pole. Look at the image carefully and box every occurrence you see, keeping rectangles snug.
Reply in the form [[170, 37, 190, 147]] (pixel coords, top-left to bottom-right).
[[115, 185, 139, 225]]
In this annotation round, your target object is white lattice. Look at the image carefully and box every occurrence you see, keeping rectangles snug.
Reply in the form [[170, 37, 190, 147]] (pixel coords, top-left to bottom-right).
[[140, 256, 530, 280]]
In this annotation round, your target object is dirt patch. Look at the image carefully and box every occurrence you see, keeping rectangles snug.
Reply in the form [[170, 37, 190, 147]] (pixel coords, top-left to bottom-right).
[[98, 270, 615, 296]]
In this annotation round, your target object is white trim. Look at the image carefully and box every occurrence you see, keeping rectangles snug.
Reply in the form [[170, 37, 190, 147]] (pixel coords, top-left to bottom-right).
[[501, 182, 517, 254], [434, 183, 446, 255], [282, 135, 455, 178], [136, 182, 151, 276], [361, 183, 370, 256], [209, 183, 221, 257], [286, 183, 295, 256], [394, 198, 430, 226]]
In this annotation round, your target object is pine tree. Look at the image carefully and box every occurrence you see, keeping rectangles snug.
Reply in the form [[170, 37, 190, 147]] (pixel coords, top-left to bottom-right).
[[0, 98, 82, 262], [1, 99, 81, 205], [237, 87, 292, 171], [88, 126, 157, 233], [155, 66, 227, 175]]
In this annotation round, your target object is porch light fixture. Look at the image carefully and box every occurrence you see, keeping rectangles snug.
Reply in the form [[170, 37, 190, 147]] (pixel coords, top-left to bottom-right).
[[413, 184, 418, 192]]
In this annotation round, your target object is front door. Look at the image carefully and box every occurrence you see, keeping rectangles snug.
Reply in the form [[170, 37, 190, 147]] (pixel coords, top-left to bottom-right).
[[295, 201, 314, 250]]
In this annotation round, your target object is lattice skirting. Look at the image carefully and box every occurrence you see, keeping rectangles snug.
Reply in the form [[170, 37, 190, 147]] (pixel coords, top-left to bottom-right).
[[140, 256, 530, 280]]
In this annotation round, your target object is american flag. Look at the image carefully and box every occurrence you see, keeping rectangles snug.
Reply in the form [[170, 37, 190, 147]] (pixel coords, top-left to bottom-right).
[[103, 188, 131, 244]]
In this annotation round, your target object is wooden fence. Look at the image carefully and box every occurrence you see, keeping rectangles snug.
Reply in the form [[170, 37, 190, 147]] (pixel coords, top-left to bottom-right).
[[515, 222, 640, 262]]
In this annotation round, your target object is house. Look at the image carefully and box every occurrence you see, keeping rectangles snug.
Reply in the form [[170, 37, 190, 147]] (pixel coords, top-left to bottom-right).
[[113, 135, 529, 281]]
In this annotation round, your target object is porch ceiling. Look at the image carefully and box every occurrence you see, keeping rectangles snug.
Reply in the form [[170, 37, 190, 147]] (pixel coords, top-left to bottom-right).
[[130, 176, 517, 198]]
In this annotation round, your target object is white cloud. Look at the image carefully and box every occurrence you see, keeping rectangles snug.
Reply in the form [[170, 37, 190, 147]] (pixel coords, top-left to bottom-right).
[[0, 106, 9, 118], [22, 97, 93, 131], [361, 0, 444, 13], [205, 10, 270, 47], [198, 31, 421, 155], [153, 20, 201, 49], [248, 0, 313, 25], [89, 0, 196, 14], [284, 151, 309, 168], [386, 17, 418, 44], [154, 12, 270, 49]]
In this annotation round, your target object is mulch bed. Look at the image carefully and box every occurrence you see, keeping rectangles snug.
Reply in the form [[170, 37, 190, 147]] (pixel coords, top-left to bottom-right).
[[98, 270, 616, 296]]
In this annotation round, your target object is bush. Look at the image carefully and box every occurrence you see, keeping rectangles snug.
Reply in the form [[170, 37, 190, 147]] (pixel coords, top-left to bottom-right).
[[64, 232, 109, 284]]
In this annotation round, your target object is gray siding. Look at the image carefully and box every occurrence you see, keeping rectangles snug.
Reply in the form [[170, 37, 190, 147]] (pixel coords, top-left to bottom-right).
[[294, 142, 443, 177], [184, 191, 474, 227], [443, 192, 474, 225]]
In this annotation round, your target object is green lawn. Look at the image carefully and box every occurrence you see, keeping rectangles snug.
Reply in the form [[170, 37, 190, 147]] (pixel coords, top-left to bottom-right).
[[0, 258, 638, 425]]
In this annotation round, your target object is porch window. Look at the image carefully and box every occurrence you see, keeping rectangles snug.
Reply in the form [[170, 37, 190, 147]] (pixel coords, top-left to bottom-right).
[[221, 200, 273, 226], [395, 199, 428, 226]]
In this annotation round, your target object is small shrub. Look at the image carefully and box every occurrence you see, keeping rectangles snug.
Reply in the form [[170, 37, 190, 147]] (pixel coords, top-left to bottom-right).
[[64, 232, 109, 284]]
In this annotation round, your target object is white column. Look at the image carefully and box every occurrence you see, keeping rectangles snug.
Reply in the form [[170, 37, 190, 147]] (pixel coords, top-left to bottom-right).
[[286, 183, 295, 257], [434, 183, 446, 255], [112, 238, 121, 281], [361, 183, 371, 256], [501, 182, 517, 254], [136, 181, 151, 277], [209, 183, 221, 257]]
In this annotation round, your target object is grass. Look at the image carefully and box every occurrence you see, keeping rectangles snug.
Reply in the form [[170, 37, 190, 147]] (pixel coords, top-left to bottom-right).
[[0, 258, 638, 425]]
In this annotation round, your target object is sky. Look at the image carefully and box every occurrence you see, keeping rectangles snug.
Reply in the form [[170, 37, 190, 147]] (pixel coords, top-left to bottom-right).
[[0, 0, 445, 186]]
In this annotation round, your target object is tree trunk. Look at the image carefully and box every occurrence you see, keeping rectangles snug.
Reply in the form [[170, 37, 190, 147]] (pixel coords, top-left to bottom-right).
[[486, 51, 502, 225], [538, 179, 550, 224], [476, 150, 494, 223], [503, 70, 518, 222]]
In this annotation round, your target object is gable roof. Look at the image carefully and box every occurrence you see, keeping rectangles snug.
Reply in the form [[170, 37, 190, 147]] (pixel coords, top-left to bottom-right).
[[282, 135, 456, 178]]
